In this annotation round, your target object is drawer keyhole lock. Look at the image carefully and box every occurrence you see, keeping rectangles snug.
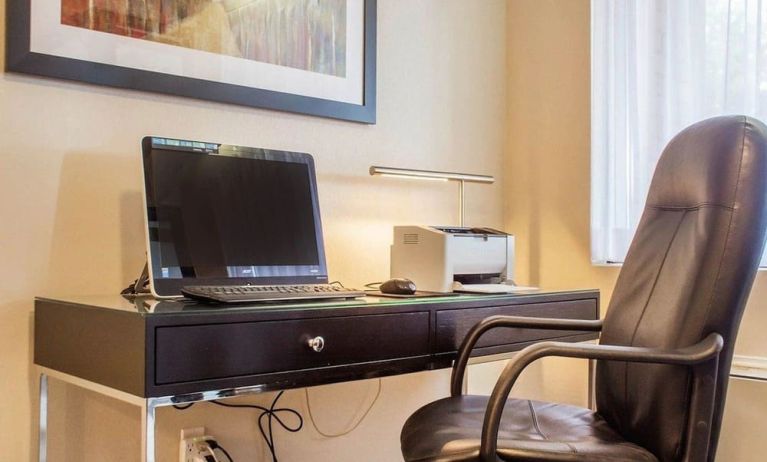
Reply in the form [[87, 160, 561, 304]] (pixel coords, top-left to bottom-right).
[[308, 336, 325, 352]]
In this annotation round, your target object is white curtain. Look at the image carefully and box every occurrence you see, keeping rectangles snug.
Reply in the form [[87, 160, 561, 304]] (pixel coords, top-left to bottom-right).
[[591, 0, 767, 265]]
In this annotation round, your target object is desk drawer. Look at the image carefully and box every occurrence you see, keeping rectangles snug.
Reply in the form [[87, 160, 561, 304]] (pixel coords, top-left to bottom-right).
[[154, 312, 429, 385], [436, 299, 597, 352]]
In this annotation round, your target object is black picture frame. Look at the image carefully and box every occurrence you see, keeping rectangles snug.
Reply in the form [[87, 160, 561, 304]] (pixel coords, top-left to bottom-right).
[[5, 0, 377, 124]]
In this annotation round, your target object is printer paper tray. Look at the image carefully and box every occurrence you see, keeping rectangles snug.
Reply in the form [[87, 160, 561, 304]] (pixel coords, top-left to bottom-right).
[[453, 283, 539, 294]]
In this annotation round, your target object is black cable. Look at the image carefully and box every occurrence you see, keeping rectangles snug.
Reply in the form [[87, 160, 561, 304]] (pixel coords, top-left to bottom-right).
[[172, 403, 195, 410], [364, 282, 383, 289], [328, 280, 346, 288], [210, 400, 270, 412], [205, 439, 234, 462], [120, 263, 150, 296], [215, 445, 234, 462], [172, 393, 303, 462], [211, 393, 303, 462]]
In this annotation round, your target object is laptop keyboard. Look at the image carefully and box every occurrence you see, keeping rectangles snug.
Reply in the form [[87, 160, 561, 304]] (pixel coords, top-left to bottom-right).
[[181, 284, 365, 304]]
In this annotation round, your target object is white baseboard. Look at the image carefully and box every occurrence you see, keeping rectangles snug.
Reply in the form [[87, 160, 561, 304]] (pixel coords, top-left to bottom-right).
[[730, 355, 767, 382]]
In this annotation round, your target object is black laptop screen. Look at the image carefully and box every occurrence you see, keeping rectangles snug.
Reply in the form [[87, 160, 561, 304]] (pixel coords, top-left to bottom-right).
[[142, 137, 328, 296]]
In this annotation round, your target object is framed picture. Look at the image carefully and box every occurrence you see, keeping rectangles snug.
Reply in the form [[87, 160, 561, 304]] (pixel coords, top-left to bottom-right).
[[6, 0, 377, 123]]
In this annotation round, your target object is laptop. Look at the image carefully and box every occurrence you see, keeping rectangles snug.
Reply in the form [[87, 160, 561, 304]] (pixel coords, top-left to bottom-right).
[[140, 136, 363, 302]]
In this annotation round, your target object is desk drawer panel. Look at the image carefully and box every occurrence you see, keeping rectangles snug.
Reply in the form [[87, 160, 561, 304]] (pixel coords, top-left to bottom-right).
[[154, 312, 429, 385], [436, 299, 597, 353]]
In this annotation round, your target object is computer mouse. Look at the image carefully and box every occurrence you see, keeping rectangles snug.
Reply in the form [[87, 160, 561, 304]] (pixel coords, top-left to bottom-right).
[[380, 278, 417, 295]]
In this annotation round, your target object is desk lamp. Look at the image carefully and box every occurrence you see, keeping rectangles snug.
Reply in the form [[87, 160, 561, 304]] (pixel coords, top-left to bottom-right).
[[368, 166, 494, 226]]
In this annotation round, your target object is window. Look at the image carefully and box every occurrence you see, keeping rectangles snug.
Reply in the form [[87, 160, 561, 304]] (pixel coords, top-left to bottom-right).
[[591, 0, 767, 265]]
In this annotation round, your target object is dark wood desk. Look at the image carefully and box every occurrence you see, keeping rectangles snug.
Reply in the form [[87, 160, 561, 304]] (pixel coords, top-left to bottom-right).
[[34, 290, 599, 462]]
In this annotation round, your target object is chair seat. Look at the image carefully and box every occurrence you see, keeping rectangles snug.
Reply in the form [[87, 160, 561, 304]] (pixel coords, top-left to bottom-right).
[[401, 395, 658, 462]]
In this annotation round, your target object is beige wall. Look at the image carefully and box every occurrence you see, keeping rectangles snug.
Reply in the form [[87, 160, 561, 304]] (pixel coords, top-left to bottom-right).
[[3, 0, 766, 460], [0, 1, 508, 460], [505, 1, 767, 461], [464, 0, 610, 420], [506, 0, 616, 297]]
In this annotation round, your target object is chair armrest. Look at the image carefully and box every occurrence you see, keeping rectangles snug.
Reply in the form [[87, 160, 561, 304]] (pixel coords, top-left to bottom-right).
[[450, 315, 603, 396], [478, 333, 724, 461]]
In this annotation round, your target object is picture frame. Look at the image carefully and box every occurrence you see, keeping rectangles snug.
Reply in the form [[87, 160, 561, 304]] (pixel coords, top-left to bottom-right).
[[5, 0, 377, 124]]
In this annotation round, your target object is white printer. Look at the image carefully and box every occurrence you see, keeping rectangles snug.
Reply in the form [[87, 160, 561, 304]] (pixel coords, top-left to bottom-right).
[[390, 226, 515, 293]]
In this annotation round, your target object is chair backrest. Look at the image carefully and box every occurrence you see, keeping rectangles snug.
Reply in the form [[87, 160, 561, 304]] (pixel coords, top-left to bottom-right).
[[595, 116, 767, 462]]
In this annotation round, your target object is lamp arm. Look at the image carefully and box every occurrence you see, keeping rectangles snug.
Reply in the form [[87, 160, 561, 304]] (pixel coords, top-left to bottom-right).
[[368, 166, 494, 227]]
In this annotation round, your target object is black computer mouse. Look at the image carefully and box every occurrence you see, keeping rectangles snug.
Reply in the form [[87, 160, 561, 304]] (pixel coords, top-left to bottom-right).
[[380, 278, 417, 295]]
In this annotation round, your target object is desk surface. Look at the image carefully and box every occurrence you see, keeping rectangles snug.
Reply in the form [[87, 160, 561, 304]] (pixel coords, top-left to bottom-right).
[[37, 288, 598, 316], [35, 289, 600, 398]]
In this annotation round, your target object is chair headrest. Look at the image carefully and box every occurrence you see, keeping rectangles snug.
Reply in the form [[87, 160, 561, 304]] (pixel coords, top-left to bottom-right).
[[647, 115, 767, 209]]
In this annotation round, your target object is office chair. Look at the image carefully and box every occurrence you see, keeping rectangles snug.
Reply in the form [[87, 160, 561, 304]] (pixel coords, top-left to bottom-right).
[[400, 115, 767, 462]]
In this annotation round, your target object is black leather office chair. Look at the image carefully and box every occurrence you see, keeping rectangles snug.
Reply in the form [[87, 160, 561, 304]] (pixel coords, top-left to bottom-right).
[[400, 115, 767, 462]]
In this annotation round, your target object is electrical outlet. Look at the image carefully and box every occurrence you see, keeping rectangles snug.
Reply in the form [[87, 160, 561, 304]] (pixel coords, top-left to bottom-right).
[[179, 427, 206, 462]]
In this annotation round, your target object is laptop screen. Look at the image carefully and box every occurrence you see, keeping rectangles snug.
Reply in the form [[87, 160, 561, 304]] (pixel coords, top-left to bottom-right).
[[141, 137, 328, 297]]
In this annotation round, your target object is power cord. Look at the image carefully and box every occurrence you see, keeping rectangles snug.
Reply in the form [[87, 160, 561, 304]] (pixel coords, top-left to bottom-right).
[[202, 443, 219, 462], [212, 392, 303, 462], [172, 402, 195, 410], [173, 392, 302, 462], [176, 380, 383, 455], [187, 437, 226, 462], [204, 439, 234, 462], [304, 379, 382, 437], [120, 263, 150, 297]]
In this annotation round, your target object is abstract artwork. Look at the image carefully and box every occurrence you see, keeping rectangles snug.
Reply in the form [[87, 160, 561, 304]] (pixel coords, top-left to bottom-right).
[[7, 0, 376, 122], [61, 0, 347, 76]]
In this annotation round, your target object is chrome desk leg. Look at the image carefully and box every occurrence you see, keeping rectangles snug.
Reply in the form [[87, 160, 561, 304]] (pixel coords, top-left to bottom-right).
[[38, 373, 48, 462], [141, 399, 157, 462]]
